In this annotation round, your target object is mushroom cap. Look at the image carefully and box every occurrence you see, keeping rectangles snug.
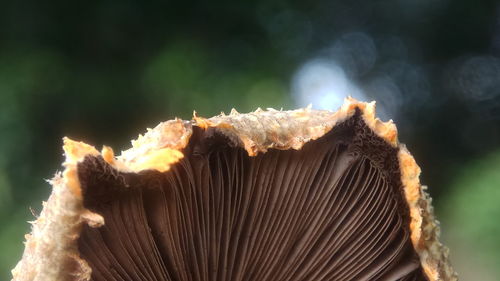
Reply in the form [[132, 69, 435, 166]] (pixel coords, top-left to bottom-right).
[[11, 98, 457, 281]]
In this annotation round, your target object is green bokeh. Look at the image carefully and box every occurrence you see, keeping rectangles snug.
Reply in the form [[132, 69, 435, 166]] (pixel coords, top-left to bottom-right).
[[443, 151, 500, 279]]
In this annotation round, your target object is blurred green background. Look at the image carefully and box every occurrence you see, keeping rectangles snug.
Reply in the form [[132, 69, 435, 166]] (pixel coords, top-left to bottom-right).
[[1, 0, 500, 280]]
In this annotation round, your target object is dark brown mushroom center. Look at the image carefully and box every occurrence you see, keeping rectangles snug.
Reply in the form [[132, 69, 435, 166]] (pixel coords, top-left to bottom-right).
[[77, 112, 428, 281]]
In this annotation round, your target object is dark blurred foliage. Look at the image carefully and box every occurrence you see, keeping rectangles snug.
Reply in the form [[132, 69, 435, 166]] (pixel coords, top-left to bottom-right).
[[1, 0, 499, 279]]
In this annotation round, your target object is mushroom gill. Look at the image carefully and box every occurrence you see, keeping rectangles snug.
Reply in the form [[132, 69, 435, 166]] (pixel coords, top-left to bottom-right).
[[11, 99, 457, 281]]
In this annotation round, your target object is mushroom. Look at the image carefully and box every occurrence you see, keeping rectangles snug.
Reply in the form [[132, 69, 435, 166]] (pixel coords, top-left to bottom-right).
[[11, 98, 457, 281]]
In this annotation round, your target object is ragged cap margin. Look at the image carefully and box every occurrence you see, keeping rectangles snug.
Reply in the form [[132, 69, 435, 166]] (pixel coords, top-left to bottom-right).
[[11, 97, 457, 281]]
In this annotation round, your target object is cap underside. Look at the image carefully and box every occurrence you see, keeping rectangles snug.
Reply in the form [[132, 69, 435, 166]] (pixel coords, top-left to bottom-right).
[[77, 112, 428, 281]]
